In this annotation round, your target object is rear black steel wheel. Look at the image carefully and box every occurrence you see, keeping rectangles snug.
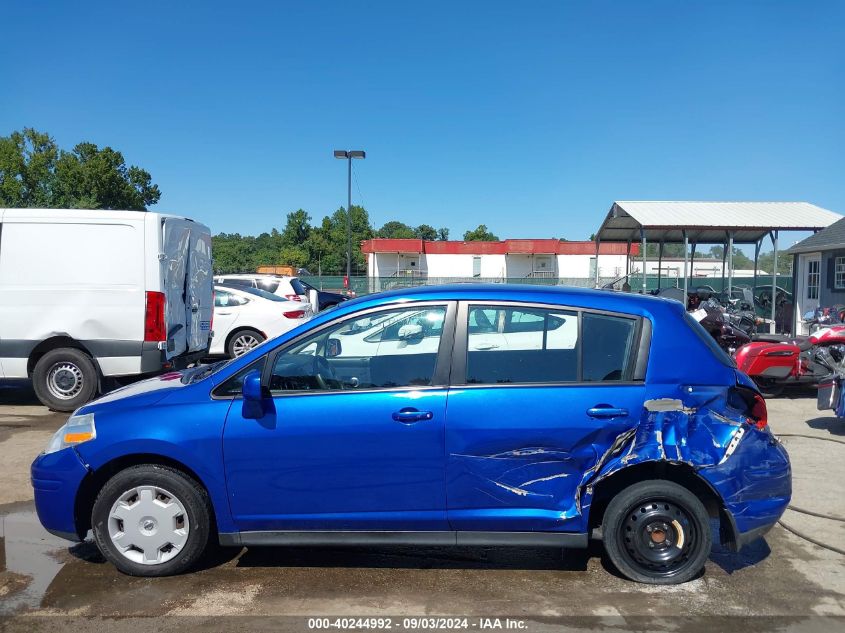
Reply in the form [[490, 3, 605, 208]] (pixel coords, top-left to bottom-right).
[[602, 480, 711, 584]]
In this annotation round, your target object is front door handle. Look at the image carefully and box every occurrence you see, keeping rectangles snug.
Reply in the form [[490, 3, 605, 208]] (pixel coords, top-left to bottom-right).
[[392, 408, 433, 423], [587, 406, 629, 419]]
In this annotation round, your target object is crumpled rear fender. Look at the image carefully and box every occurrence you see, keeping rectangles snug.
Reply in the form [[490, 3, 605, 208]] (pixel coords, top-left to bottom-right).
[[579, 386, 791, 542]]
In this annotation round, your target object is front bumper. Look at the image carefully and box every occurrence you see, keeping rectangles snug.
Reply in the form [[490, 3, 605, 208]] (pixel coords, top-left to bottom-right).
[[31, 447, 90, 542]]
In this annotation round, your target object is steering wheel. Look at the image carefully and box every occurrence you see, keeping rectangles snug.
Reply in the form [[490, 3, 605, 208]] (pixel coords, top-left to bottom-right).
[[314, 355, 340, 390]]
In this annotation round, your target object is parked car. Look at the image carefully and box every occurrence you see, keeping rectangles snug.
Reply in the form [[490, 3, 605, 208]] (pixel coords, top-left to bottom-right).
[[298, 279, 349, 311], [211, 285, 312, 358], [214, 274, 306, 302], [31, 284, 790, 584], [0, 208, 213, 411], [214, 274, 349, 312]]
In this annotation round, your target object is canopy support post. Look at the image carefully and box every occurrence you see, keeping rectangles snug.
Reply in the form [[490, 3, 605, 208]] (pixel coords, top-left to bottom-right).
[[682, 231, 689, 308], [594, 237, 601, 288], [727, 231, 734, 298], [753, 239, 762, 300], [640, 229, 647, 294], [771, 230, 779, 333], [721, 235, 728, 290], [657, 241, 664, 290]]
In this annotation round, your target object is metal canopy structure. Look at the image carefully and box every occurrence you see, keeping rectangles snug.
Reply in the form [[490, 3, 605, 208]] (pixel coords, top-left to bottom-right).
[[593, 201, 842, 332]]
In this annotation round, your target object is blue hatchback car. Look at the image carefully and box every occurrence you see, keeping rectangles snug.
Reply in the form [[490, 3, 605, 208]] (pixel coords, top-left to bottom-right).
[[31, 285, 791, 584]]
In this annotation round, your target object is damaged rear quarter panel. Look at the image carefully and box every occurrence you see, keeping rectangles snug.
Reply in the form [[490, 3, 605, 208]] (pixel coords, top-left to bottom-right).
[[582, 388, 792, 536]]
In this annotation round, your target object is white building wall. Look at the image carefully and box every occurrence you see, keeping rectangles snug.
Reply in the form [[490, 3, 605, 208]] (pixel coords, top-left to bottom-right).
[[368, 251, 633, 279], [427, 254, 474, 277]]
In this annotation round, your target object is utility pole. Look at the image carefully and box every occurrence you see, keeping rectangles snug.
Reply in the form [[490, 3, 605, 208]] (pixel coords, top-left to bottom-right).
[[333, 150, 366, 281]]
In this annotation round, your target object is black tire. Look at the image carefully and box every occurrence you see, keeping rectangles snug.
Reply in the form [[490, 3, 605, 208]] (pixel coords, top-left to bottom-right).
[[753, 378, 784, 399], [32, 347, 99, 412], [226, 328, 266, 358], [91, 464, 212, 577], [602, 480, 712, 584]]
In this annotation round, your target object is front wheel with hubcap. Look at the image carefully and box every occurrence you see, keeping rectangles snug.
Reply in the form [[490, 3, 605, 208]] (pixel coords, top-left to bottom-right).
[[227, 329, 266, 358], [32, 347, 98, 412], [602, 480, 712, 584], [92, 464, 212, 576]]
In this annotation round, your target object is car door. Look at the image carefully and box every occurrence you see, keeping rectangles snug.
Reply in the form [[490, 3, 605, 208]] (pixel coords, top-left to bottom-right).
[[446, 302, 647, 533], [210, 290, 245, 353], [221, 301, 456, 532]]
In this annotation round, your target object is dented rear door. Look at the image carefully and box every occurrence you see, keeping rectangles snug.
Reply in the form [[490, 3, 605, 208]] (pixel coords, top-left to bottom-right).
[[445, 303, 646, 533]]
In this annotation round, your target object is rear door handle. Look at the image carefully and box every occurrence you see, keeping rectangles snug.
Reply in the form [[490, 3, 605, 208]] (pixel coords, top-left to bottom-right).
[[392, 408, 433, 423], [587, 406, 629, 419]]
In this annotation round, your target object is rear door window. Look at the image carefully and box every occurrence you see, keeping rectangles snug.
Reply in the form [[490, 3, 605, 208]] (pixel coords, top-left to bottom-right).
[[466, 305, 579, 384], [463, 304, 640, 384]]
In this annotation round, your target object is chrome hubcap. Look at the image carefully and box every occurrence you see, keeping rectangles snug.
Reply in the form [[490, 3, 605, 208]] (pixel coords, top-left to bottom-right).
[[233, 335, 261, 356], [108, 485, 189, 565], [46, 362, 84, 400]]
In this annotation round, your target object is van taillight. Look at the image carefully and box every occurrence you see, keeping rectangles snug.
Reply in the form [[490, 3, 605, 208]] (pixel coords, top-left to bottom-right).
[[144, 291, 167, 342], [283, 310, 306, 319]]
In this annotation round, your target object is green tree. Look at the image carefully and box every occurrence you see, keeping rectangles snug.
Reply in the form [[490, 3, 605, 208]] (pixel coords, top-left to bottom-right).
[[415, 224, 438, 241], [0, 128, 160, 210], [757, 250, 793, 276], [280, 209, 312, 247], [463, 224, 499, 241], [0, 128, 58, 207], [377, 220, 417, 239], [436, 227, 450, 241]]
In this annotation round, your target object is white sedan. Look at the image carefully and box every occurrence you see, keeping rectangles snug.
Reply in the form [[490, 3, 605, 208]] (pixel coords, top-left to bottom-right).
[[211, 285, 313, 357]]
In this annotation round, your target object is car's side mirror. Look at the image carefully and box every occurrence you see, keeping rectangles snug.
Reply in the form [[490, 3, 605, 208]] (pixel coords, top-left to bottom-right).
[[326, 337, 342, 358], [242, 370, 267, 419]]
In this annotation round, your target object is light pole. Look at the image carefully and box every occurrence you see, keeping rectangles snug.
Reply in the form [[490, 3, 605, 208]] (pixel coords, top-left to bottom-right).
[[333, 149, 366, 280]]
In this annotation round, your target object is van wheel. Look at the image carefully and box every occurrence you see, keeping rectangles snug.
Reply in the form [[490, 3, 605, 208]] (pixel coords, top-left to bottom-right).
[[91, 464, 212, 577], [602, 480, 711, 584], [227, 329, 265, 358], [32, 348, 99, 412]]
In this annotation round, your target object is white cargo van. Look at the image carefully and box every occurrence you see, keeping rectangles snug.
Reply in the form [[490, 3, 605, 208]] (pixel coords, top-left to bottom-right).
[[0, 209, 214, 411]]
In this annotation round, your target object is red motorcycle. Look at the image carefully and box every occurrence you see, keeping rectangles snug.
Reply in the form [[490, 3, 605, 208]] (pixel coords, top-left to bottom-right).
[[734, 325, 845, 398]]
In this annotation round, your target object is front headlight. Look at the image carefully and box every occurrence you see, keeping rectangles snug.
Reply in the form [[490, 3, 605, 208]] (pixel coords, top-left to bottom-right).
[[44, 413, 97, 455]]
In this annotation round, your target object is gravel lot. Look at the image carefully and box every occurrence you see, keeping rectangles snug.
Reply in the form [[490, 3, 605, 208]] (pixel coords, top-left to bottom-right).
[[1, 380, 844, 632]]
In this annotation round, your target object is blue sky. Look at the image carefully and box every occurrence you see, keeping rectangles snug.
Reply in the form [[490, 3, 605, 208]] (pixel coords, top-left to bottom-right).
[[2, 1, 843, 247]]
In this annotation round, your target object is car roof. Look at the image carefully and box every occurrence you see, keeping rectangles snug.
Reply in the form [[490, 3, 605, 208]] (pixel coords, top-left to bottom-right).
[[341, 283, 683, 315], [216, 274, 296, 280]]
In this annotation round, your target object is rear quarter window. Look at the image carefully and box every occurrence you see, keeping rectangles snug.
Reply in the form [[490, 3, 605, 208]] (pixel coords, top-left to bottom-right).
[[683, 311, 735, 367]]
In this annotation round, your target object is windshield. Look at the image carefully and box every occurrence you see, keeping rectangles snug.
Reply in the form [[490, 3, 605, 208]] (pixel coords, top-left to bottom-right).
[[290, 278, 307, 295]]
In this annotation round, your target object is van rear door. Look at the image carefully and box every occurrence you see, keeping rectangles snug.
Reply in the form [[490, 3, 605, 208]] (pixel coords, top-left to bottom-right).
[[161, 218, 212, 359]]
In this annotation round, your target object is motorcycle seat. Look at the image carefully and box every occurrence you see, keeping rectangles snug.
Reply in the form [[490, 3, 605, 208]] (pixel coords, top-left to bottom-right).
[[752, 334, 813, 351]]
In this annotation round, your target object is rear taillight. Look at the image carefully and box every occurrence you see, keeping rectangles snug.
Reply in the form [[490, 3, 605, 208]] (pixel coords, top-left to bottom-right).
[[283, 310, 306, 319], [749, 392, 768, 429], [285, 294, 302, 302], [144, 291, 167, 342]]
